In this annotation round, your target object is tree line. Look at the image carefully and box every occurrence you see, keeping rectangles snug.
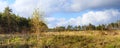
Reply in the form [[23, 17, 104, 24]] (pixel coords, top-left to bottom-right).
[[0, 7, 120, 33], [51, 21, 120, 32], [0, 7, 48, 34]]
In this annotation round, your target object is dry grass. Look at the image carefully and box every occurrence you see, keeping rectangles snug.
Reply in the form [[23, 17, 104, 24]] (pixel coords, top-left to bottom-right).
[[44, 30, 120, 37], [0, 30, 120, 48]]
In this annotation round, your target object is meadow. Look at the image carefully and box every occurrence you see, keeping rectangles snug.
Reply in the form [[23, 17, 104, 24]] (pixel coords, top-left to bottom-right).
[[0, 30, 120, 48]]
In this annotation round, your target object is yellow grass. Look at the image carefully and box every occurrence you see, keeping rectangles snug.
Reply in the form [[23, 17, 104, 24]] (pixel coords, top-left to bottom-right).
[[0, 30, 120, 48]]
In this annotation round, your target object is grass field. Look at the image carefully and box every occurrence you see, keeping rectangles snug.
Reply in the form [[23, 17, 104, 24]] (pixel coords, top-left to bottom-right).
[[0, 30, 120, 48]]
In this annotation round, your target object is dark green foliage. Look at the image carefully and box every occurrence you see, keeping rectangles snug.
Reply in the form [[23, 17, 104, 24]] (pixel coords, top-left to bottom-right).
[[52, 22, 120, 31], [96, 24, 106, 30], [67, 25, 73, 31], [0, 7, 48, 33], [0, 7, 30, 33], [87, 23, 96, 30], [54, 26, 66, 32], [73, 25, 81, 31]]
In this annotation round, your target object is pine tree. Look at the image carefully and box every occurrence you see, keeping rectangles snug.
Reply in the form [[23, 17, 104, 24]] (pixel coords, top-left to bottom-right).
[[2, 7, 12, 33]]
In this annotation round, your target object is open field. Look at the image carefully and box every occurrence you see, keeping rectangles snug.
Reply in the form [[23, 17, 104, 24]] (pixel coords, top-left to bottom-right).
[[0, 30, 120, 48]]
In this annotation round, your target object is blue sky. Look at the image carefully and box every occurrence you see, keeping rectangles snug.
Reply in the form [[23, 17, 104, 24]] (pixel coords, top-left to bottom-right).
[[0, 0, 120, 28], [7, 0, 15, 4]]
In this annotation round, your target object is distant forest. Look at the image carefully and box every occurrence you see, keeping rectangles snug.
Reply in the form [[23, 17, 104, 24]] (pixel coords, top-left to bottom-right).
[[0, 7, 120, 33], [52, 21, 120, 32]]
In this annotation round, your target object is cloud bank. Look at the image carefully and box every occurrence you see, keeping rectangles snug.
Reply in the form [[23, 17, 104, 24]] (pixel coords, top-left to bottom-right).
[[47, 9, 120, 28], [0, 0, 119, 17]]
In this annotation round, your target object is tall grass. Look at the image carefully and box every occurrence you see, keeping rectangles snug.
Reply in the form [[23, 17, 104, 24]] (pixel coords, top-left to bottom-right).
[[0, 30, 120, 48]]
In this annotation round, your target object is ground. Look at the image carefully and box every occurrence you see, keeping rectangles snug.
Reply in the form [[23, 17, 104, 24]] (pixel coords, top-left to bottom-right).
[[0, 30, 120, 48]]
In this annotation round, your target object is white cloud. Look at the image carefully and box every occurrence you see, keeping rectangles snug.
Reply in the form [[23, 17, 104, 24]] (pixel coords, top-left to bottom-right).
[[1, 0, 120, 17], [6, 0, 119, 17], [10, 0, 69, 17], [47, 9, 120, 28], [0, 0, 8, 12], [39, 0, 120, 12], [46, 17, 67, 28], [46, 17, 56, 22], [11, 0, 39, 17], [81, 9, 120, 25], [65, 0, 120, 12]]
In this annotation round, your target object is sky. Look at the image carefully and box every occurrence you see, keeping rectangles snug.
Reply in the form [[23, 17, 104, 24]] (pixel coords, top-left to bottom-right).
[[0, 0, 120, 28]]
